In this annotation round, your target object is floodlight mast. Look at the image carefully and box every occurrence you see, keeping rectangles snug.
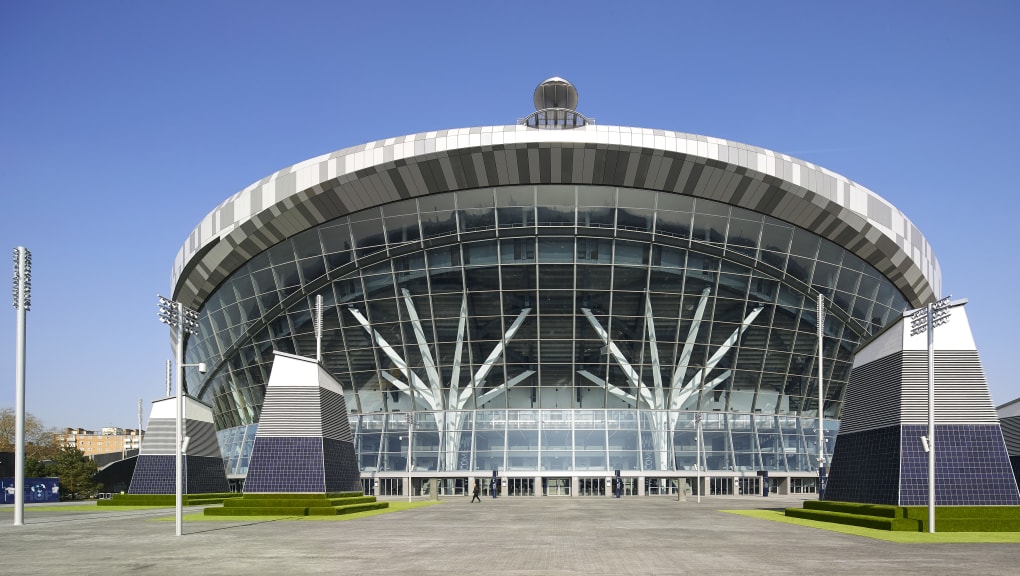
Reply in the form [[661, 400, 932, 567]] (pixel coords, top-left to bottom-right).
[[816, 293, 826, 496], [910, 295, 951, 535], [157, 295, 200, 537], [11, 247, 31, 527]]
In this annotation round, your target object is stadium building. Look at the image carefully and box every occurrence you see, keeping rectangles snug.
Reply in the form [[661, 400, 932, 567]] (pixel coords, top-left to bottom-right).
[[169, 78, 939, 497]]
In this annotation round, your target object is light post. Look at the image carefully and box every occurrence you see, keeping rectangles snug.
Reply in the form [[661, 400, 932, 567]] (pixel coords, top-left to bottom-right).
[[695, 364, 707, 504], [695, 412, 702, 504], [406, 412, 414, 503], [11, 247, 31, 527], [910, 295, 951, 534], [816, 293, 826, 496], [157, 296, 203, 537]]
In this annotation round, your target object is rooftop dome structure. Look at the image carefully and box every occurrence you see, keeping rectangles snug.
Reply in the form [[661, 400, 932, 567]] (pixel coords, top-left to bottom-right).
[[533, 77, 579, 111], [521, 76, 590, 129]]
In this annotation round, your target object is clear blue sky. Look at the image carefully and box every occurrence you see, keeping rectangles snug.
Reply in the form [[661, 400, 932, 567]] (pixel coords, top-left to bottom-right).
[[1, 1, 1017, 431]]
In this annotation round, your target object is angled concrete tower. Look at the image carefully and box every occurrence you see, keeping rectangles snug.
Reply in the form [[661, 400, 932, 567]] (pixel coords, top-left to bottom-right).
[[825, 300, 1020, 505], [243, 351, 361, 493], [128, 396, 229, 494]]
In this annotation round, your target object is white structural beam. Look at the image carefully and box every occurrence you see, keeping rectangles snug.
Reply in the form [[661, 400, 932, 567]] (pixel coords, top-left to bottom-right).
[[581, 308, 654, 407]]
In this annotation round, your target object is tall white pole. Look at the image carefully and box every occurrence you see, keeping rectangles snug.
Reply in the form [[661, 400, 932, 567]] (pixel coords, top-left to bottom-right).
[[696, 364, 706, 503], [695, 412, 702, 504], [315, 294, 323, 364], [816, 293, 825, 494], [408, 412, 413, 503], [12, 247, 30, 527], [927, 302, 935, 534], [175, 301, 184, 537]]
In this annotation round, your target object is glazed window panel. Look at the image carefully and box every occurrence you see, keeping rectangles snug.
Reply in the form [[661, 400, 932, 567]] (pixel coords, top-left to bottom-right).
[[456, 188, 494, 209], [234, 274, 257, 301], [350, 218, 387, 257], [646, 294, 681, 319], [617, 207, 653, 232], [648, 268, 684, 293], [292, 228, 323, 259], [463, 268, 501, 293], [536, 204, 575, 226], [725, 217, 762, 256], [577, 185, 615, 207], [537, 238, 574, 262], [267, 241, 296, 267], [786, 255, 814, 285], [463, 240, 499, 266], [325, 250, 354, 272], [273, 262, 301, 291], [320, 222, 353, 254], [577, 205, 615, 228], [618, 188, 655, 209], [495, 185, 533, 207], [691, 212, 728, 244], [460, 207, 496, 231], [717, 272, 750, 299], [496, 205, 533, 229], [576, 266, 612, 291], [420, 210, 457, 238], [537, 264, 574, 289], [811, 261, 838, 292], [297, 256, 326, 285], [384, 213, 421, 245], [500, 238, 536, 264]]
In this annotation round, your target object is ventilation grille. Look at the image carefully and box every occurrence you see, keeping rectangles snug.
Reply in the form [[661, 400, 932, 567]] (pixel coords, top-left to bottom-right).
[[320, 387, 353, 442], [900, 350, 997, 425], [256, 386, 325, 437], [839, 354, 903, 434]]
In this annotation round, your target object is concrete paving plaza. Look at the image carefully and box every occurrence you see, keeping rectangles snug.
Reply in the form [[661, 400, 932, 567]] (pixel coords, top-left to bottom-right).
[[2, 495, 1018, 575]]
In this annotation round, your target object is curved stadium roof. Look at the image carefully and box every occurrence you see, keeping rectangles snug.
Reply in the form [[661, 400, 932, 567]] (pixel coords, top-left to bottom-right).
[[172, 124, 940, 310]]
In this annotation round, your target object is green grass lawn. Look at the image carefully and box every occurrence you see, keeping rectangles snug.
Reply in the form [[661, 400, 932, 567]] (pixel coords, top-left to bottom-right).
[[723, 509, 1020, 543]]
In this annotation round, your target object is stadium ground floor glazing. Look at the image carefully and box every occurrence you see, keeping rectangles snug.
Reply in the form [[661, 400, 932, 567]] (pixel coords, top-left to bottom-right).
[[219, 408, 836, 495]]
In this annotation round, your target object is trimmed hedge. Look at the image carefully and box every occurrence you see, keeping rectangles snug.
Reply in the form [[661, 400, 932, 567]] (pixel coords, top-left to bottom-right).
[[785, 507, 920, 531], [202, 492, 390, 517], [241, 492, 363, 500], [786, 501, 1020, 532], [205, 506, 310, 516]]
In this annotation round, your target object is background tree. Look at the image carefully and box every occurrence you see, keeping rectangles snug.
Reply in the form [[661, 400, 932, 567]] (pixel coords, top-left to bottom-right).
[[25, 457, 53, 478], [0, 407, 60, 460], [50, 447, 100, 500]]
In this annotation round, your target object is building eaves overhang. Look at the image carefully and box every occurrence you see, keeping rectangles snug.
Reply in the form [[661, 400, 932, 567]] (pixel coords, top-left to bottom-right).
[[171, 124, 940, 311]]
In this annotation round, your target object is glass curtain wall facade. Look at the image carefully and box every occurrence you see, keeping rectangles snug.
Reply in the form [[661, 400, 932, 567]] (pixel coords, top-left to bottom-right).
[[186, 184, 908, 479]]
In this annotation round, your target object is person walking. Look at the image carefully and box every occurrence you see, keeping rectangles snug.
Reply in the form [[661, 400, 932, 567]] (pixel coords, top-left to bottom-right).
[[471, 483, 481, 503]]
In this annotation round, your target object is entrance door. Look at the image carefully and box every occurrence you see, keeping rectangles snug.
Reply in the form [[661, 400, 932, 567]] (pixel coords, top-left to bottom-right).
[[545, 478, 570, 496], [578, 477, 606, 496], [507, 478, 535, 496]]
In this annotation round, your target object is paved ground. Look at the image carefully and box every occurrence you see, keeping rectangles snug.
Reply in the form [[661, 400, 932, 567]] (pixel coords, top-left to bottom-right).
[[2, 494, 1018, 575]]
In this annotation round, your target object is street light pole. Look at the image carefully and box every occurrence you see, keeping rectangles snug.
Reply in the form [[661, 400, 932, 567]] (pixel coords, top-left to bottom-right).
[[695, 364, 706, 504], [695, 412, 702, 504], [11, 247, 31, 527], [407, 412, 414, 503], [816, 293, 826, 496], [911, 296, 951, 534], [158, 296, 200, 537]]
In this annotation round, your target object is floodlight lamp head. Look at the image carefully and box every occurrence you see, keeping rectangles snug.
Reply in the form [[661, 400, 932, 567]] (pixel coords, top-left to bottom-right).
[[197, 363, 207, 374]]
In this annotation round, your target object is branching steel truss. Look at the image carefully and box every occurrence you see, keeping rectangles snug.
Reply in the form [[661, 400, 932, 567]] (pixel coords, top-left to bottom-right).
[[350, 287, 763, 472]]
